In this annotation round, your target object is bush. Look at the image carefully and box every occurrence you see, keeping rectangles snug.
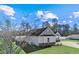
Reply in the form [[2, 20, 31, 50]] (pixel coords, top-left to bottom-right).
[[56, 43, 62, 46], [0, 38, 26, 54], [56, 40, 60, 42]]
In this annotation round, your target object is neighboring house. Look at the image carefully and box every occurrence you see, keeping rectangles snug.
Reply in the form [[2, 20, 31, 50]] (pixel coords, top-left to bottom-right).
[[15, 27, 61, 46], [67, 34, 79, 39]]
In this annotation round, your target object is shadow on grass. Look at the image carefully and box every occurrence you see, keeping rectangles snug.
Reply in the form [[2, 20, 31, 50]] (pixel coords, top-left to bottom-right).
[[21, 44, 53, 53], [16, 41, 61, 53], [21, 44, 55, 53]]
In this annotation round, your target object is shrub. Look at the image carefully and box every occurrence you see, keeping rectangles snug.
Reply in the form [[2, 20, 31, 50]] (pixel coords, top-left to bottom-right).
[[0, 38, 25, 54], [56, 43, 62, 46], [56, 40, 60, 42]]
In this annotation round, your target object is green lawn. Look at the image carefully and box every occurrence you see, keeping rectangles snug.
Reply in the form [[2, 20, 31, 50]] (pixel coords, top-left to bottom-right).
[[30, 45, 79, 54]]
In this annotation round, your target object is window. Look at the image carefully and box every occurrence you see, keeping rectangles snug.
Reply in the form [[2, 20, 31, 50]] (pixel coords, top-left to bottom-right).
[[47, 38, 50, 43]]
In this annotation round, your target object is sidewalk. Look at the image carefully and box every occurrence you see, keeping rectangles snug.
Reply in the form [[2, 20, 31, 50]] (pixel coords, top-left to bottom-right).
[[62, 41, 79, 48]]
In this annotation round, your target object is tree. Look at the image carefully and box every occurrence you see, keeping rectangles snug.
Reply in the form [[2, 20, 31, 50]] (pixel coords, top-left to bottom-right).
[[20, 20, 31, 32], [42, 21, 50, 28], [63, 24, 70, 36], [0, 25, 25, 54], [25, 22, 31, 31], [4, 19, 11, 31], [33, 18, 40, 29], [52, 18, 58, 24], [0, 38, 25, 54], [56, 24, 70, 36], [73, 23, 78, 34], [51, 18, 58, 32], [0, 22, 3, 31], [52, 23, 58, 32]]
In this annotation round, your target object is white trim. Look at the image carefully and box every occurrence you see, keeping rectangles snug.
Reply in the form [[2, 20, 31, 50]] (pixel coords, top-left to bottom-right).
[[40, 27, 56, 36]]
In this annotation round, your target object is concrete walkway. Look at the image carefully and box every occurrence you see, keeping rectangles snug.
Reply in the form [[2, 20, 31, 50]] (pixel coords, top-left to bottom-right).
[[62, 41, 79, 48]]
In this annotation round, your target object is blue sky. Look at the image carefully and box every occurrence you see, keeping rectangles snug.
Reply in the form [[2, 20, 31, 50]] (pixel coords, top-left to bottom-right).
[[0, 4, 79, 28]]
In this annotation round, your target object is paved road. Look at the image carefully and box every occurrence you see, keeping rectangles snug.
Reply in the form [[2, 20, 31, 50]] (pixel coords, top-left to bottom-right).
[[62, 41, 79, 48]]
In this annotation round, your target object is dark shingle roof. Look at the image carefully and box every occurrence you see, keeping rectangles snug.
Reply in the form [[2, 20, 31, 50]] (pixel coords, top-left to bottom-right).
[[0, 27, 61, 36], [14, 27, 60, 36], [25, 27, 47, 36]]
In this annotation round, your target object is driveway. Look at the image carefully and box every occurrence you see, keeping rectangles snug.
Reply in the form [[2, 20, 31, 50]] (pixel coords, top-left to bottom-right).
[[62, 41, 79, 48]]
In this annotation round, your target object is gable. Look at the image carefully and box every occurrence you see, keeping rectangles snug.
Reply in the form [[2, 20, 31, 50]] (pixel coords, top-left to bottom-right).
[[40, 27, 56, 36], [56, 32, 61, 36]]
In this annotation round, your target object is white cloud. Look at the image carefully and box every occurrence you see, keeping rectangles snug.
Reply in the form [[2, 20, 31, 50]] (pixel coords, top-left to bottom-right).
[[69, 20, 72, 23], [41, 19, 48, 22], [44, 12, 58, 19], [63, 21, 66, 23], [10, 16, 16, 20], [62, 21, 68, 24], [22, 16, 26, 20], [72, 11, 79, 18], [36, 10, 44, 18], [0, 5, 15, 16], [36, 10, 58, 22], [69, 15, 73, 18]]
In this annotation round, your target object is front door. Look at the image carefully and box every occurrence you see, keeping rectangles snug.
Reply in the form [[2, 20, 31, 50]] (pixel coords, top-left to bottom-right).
[[47, 38, 50, 43]]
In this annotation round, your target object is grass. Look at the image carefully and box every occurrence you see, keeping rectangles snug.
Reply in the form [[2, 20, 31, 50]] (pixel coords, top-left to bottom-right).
[[30, 45, 79, 54], [21, 43, 43, 53], [1, 37, 79, 54], [30, 39, 79, 54]]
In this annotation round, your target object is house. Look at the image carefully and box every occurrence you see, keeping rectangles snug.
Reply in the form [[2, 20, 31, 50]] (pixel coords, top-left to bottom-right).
[[15, 27, 61, 46], [67, 34, 79, 39]]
